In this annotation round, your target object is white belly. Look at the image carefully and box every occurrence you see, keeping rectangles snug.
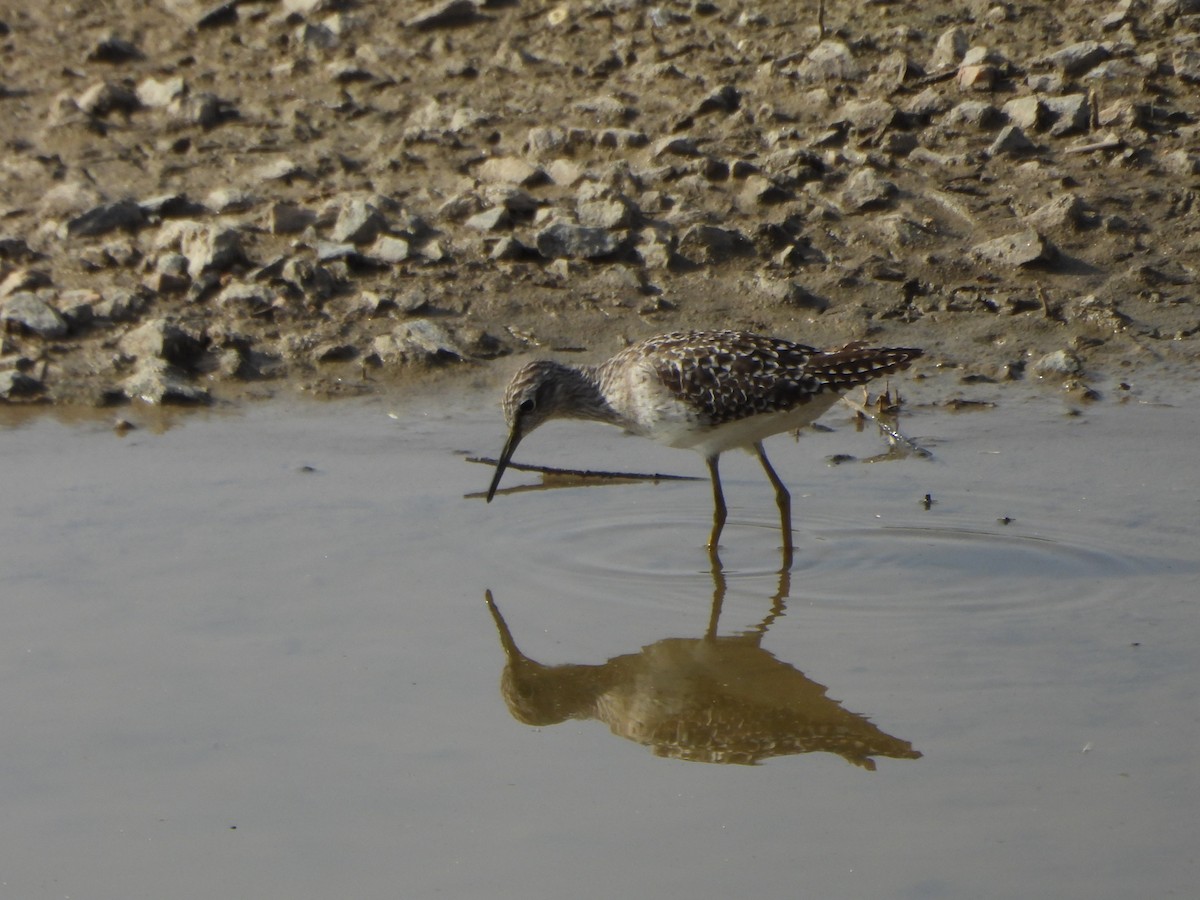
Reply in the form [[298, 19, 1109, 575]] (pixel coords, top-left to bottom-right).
[[613, 359, 845, 457]]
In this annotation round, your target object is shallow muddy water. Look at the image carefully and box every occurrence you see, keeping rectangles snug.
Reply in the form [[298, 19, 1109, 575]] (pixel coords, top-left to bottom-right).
[[1, 382, 1197, 899]]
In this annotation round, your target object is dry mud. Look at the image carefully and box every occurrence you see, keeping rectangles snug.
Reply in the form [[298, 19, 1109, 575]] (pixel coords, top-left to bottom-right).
[[2, 0, 1200, 409]]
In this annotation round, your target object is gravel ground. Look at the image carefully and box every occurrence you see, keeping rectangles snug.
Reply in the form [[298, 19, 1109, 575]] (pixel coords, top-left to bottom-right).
[[2, 0, 1200, 408]]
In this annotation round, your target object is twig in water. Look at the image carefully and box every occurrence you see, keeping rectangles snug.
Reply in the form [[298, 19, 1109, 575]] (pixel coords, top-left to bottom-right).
[[465, 456, 702, 483], [839, 393, 934, 460]]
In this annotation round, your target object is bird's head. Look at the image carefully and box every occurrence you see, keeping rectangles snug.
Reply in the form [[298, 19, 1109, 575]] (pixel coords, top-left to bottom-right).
[[486, 361, 576, 502]]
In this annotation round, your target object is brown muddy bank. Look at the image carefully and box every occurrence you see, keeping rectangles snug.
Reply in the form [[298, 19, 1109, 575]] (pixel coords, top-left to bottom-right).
[[2, 0, 1199, 410]]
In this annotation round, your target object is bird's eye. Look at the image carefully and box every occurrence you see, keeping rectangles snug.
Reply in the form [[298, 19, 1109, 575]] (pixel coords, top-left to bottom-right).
[[518, 398, 536, 414]]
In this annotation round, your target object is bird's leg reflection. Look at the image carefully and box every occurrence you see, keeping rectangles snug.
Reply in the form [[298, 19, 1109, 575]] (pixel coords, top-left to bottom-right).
[[706, 540, 792, 640], [705, 550, 726, 640], [483, 575, 921, 768]]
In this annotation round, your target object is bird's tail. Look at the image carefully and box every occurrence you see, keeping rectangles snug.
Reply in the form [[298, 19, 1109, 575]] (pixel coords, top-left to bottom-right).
[[810, 342, 924, 390]]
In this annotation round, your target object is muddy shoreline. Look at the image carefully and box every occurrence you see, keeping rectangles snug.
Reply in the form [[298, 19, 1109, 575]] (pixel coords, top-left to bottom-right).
[[2, 1, 1199, 412]]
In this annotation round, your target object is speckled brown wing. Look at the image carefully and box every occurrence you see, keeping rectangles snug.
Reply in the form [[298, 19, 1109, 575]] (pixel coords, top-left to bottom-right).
[[806, 341, 924, 391], [643, 331, 922, 426], [642, 331, 828, 426]]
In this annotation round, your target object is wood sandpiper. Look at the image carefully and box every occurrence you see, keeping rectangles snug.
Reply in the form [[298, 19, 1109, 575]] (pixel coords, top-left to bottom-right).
[[485, 330, 922, 550]]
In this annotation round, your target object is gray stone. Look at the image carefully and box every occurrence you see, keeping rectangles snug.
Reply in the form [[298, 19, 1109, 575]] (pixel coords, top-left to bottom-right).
[[1, 292, 68, 338], [1154, 0, 1200, 19], [406, 0, 481, 30], [136, 76, 186, 108], [0, 236, 34, 262], [88, 34, 144, 64], [122, 359, 211, 405], [875, 215, 936, 246], [1068, 294, 1130, 331], [77, 81, 141, 117], [945, 101, 1002, 129], [1043, 94, 1090, 136], [971, 231, 1057, 267], [95, 287, 152, 321], [149, 254, 190, 293], [1026, 72, 1065, 93], [57, 290, 98, 326], [678, 225, 754, 263], [415, 239, 447, 262], [757, 278, 829, 312], [119, 318, 207, 368], [1102, 0, 1135, 29], [1003, 96, 1044, 131], [0, 370, 43, 400], [437, 192, 482, 222], [1162, 149, 1200, 176], [837, 99, 899, 134], [139, 193, 204, 218], [535, 223, 621, 260], [651, 136, 701, 158], [253, 158, 306, 183], [635, 228, 676, 269], [1045, 41, 1110, 76], [908, 87, 951, 118], [372, 319, 464, 364], [841, 168, 897, 212], [477, 157, 543, 186], [369, 235, 412, 263], [1026, 195, 1091, 231], [930, 26, 969, 69], [572, 95, 636, 124], [796, 40, 861, 82], [178, 224, 246, 278], [595, 129, 648, 149], [205, 188, 259, 213], [465, 207, 511, 231], [1098, 99, 1150, 129], [956, 64, 997, 91], [740, 175, 791, 206], [269, 202, 317, 235], [283, 0, 347, 12], [66, 200, 145, 238], [1175, 49, 1200, 83], [489, 236, 535, 261], [314, 241, 358, 262], [295, 22, 338, 49], [963, 46, 1005, 67], [216, 283, 272, 316], [330, 198, 388, 244], [0, 268, 50, 298], [484, 186, 539, 216], [172, 92, 236, 129], [279, 258, 336, 300], [695, 84, 741, 115], [1032, 349, 1082, 376], [577, 197, 635, 229], [524, 127, 567, 158], [988, 125, 1036, 157]]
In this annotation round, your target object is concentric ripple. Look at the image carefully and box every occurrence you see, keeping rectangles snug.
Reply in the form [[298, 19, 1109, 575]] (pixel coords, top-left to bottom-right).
[[486, 476, 1151, 625]]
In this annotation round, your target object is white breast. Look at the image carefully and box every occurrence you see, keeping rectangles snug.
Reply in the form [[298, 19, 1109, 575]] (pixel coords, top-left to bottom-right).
[[608, 357, 844, 457]]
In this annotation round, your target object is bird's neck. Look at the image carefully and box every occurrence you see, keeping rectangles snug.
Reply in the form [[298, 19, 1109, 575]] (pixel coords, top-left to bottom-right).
[[553, 363, 622, 425]]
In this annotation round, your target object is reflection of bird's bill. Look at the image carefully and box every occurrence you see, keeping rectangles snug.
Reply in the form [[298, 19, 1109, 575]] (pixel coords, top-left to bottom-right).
[[485, 427, 521, 503], [475, 452, 704, 502]]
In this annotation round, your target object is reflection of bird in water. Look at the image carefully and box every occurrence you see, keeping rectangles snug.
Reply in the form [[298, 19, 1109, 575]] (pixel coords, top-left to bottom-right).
[[485, 564, 921, 769]]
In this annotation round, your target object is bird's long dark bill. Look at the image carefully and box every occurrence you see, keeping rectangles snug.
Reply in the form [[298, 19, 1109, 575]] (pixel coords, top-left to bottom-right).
[[486, 427, 521, 502]]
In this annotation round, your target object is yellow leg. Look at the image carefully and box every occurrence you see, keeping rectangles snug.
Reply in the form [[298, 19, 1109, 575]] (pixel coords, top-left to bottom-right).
[[755, 441, 794, 553], [707, 455, 726, 549]]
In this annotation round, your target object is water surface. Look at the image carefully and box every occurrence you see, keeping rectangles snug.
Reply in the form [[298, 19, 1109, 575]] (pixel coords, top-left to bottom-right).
[[1, 384, 1196, 899]]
